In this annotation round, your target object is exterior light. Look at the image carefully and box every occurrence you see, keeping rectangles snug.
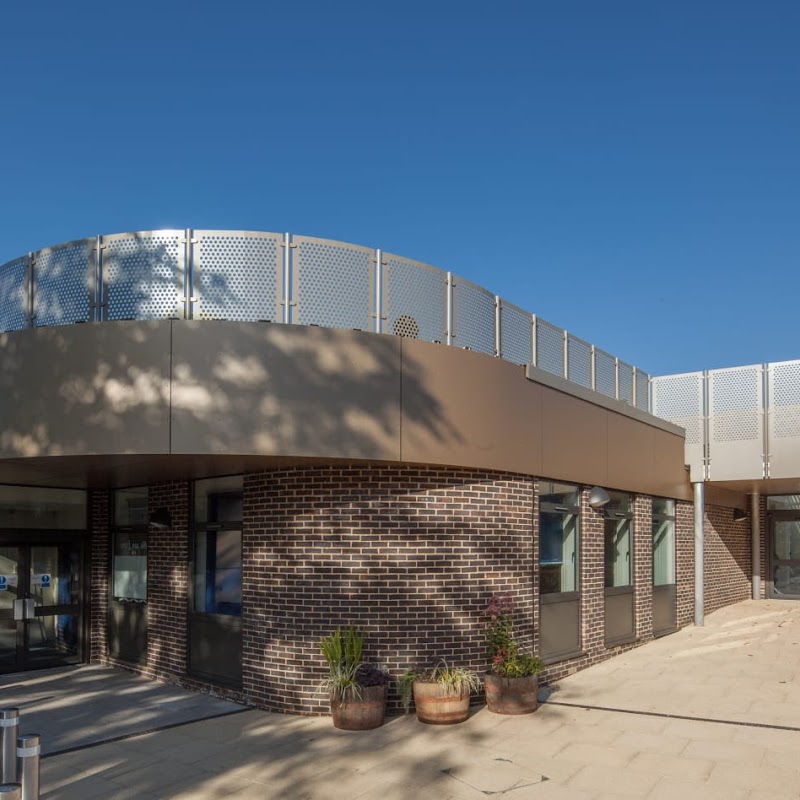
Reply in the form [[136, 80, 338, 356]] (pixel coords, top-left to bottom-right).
[[733, 508, 748, 522], [588, 486, 611, 509], [149, 507, 172, 529]]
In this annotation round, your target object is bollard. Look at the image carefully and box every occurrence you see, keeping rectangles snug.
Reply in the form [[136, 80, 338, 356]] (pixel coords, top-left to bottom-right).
[[0, 785, 21, 799], [0, 710, 19, 785], [16, 736, 39, 800]]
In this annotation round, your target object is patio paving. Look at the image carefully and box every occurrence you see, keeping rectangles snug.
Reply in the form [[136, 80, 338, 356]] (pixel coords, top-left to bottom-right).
[[17, 600, 800, 797]]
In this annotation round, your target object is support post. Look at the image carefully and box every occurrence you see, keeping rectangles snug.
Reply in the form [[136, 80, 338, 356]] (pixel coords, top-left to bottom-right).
[[0, 710, 18, 784], [694, 482, 705, 626], [751, 491, 761, 600]]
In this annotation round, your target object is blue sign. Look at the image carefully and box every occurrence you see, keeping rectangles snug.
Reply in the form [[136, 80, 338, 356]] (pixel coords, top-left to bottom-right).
[[0, 576, 6, 591], [41, 574, 51, 589]]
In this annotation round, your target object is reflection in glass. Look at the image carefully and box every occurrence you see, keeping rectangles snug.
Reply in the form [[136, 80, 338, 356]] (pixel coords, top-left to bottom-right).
[[194, 530, 242, 615], [113, 531, 147, 601], [652, 519, 676, 586], [773, 564, 800, 597], [0, 486, 86, 529], [774, 521, 800, 561], [604, 518, 632, 588], [114, 487, 148, 527], [194, 476, 244, 523], [540, 511, 578, 594]]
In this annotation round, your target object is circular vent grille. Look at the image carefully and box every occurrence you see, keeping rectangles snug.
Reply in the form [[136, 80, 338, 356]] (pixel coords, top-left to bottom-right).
[[393, 315, 420, 339]]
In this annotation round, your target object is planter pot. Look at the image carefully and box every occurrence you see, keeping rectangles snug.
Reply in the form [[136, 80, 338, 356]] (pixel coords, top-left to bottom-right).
[[484, 673, 539, 715], [330, 684, 387, 730], [412, 681, 471, 725]]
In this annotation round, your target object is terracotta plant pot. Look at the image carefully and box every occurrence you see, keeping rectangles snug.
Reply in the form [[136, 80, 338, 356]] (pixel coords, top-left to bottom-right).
[[330, 684, 387, 730], [484, 673, 539, 715], [412, 681, 471, 725]]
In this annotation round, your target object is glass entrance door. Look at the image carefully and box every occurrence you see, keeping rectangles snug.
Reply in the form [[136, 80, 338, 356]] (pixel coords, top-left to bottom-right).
[[769, 517, 800, 598], [0, 540, 83, 674]]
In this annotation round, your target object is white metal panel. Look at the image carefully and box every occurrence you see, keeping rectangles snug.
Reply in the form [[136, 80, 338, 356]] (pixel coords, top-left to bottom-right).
[[768, 360, 800, 479]]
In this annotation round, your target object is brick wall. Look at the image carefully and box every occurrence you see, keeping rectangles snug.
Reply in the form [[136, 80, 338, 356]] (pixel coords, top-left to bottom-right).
[[704, 503, 751, 614], [241, 465, 536, 714], [634, 495, 654, 641], [89, 490, 109, 663], [579, 490, 605, 657], [145, 481, 189, 680], [676, 501, 695, 627]]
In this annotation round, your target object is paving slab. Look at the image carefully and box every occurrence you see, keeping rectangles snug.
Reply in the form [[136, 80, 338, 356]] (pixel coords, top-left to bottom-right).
[[0, 664, 245, 754]]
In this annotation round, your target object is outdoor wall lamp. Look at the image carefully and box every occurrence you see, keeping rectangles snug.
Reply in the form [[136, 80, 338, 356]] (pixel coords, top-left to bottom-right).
[[149, 507, 172, 529], [587, 486, 611, 509], [732, 508, 748, 522]]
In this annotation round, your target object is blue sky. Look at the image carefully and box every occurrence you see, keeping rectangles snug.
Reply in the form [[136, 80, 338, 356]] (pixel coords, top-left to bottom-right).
[[1, 1, 798, 376]]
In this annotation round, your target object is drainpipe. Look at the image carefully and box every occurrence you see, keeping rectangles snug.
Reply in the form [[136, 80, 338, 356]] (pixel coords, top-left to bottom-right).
[[694, 482, 704, 626], [751, 491, 761, 600]]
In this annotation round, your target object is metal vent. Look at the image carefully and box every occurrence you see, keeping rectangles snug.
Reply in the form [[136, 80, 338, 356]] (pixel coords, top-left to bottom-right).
[[499, 299, 532, 365], [710, 366, 761, 442], [0, 257, 29, 332], [293, 236, 373, 331], [382, 254, 445, 343], [595, 349, 616, 399], [770, 361, 800, 439], [651, 372, 703, 444], [567, 335, 592, 389], [452, 277, 495, 355], [195, 231, 282, 322], [536, 318, 565, 377], [392, 315, 420, 339], [34, 240, 92, 326], [104, 232, 182, 320]]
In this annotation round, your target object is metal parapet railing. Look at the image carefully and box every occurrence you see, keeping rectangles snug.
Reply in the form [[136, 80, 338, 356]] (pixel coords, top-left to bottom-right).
[[0, 229, 651, 412], [652, 361, 800, 482]]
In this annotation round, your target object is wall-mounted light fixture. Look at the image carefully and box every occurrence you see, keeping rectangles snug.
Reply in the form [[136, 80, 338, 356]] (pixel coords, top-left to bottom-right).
[[733, 508, 748, 522], [149, 507, 172, 529], [588, 486, 611, 510]]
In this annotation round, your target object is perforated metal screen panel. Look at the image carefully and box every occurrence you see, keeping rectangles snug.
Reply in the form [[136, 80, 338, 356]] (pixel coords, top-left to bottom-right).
[[499, 299, 532, 365], [768, 361, 800, 479], [104, 232, 182, 320], [636, 371, 650, 411], [293, 236, 374, 331], [536, 318, 565, 377], [595, 349, 616, 399], [651, 373, 703, 445], [194, 231, 282, 322], [0, 257, 29, 332], [567, 335, 592, 389], [452, 277, 495, 355], [382, 254, 445, 342], [34, 240, 92, 326], [618, 362, 634, 405], [710, 366, 761, 442]]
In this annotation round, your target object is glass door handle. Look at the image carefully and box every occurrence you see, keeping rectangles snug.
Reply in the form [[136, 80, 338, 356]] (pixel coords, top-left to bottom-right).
[[13, 599, 24, 621], [23, 599, 36, 619]]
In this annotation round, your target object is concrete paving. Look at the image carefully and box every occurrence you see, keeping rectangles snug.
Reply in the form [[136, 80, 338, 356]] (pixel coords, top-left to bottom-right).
[[21, 600, 800, 797]]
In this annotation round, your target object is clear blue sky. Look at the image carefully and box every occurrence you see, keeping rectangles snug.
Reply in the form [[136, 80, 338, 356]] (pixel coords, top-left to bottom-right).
[[1, 1, 798, 376]]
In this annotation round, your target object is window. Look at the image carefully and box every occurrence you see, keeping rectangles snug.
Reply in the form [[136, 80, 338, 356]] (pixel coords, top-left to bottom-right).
[[112, 487, 148, 602], [652, 498, 676, 587], [604, 492, 633, 589], [539, 482, 580, 595]]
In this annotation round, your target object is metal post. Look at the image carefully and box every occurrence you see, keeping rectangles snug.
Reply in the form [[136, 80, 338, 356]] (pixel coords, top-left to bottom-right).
[[374, 249, 382, 334], [694, 482, 705, 626], [614, 358, 620, 401], [16, 735, 39, 800], [531, 315, 537, 367], [494, 296, 501, 357], [751, 491, 761, 600], [445, 272, 453, 346], [283, 232, 291, 325], [0, 710, 18, 784], [562, 330, 568, 379], [590, 345, 596, 391], [0, 785, 21, 799]]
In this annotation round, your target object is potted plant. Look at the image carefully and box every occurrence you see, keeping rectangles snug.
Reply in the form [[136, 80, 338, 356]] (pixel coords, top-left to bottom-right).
[[320, 626, 390, 730], [399, 660, 482, 725], [484, 593, 544, 714]]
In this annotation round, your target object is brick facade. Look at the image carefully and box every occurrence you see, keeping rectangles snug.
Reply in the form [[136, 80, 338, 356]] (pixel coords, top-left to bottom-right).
[[704, 504, 751, 615], [83, 468, 770, 715]]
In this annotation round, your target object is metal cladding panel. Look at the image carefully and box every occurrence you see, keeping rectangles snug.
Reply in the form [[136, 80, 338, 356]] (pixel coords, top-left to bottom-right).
[[0, 257, 29, 332], [595, 349, 616, 399], [382, 253, 445, 342], [567, 335, 592, 389], [499, 298, 532, 365], [34, 239, 93, 326], [293, 236, 374, 331], [104, 232, 182, 321], [618, 361, 634, 405], [708, 365, 763, 481], [536, 318, 565, 377], [768, 360, 800, 479], [194, 231, 282, 322], [452, 276, 495, 355], [636, 371, 650, 412]]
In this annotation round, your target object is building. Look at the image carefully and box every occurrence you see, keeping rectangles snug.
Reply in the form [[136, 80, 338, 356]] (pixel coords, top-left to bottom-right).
[[0, 229, 794, 713]]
